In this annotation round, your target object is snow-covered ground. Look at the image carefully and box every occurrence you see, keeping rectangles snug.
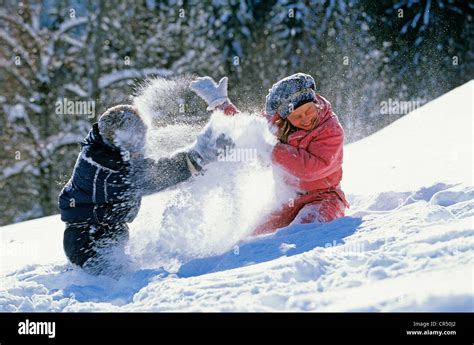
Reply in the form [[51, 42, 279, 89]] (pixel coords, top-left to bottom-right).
[[0, 81, 472, 312]]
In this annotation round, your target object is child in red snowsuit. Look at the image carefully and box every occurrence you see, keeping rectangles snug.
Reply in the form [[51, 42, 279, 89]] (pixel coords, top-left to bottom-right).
[[190, 73, 349, 236]]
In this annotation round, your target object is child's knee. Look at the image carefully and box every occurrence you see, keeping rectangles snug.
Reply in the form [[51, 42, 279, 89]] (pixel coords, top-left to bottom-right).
[[63, 223, 129, 270], [63, 224, 95, 267], [317, 199, 346, 222], [291, 204, 322, 225], [292, 199, 345, 225]]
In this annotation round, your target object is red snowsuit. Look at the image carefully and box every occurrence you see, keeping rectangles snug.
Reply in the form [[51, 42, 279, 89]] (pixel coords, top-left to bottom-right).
[[218, 94, 349, 236]]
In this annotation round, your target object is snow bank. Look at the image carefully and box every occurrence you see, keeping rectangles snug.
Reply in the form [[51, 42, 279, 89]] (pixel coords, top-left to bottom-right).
[[343, 80, 473, 194], [0, 80, 472, 312]]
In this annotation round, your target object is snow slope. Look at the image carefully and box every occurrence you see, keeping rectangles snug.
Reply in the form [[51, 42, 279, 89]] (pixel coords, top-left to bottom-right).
[[1, 81, 473, 312]]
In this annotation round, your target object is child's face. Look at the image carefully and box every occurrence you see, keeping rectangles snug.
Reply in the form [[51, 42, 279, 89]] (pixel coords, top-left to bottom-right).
[[287, 102, 318, 131], [114, 123, 147, 154]]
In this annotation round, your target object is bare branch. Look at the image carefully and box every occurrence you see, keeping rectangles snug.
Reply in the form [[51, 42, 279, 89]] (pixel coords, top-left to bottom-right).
[[54, 17, 89, 39], [0, 160, 39, 181], [43, 17, 89, 74], [15, 95, 43, 114], [0, 57, 30, 89], [0, 29, 36, 73], [42, 132, 85, 157], [60, 34, 85, 48], [0, 9, 42, 49], [64, 83, 88, 97]]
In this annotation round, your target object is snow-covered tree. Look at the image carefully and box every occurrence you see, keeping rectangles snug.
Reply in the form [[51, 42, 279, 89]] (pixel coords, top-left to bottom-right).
[[234, 0, 395, 139], [0, 0, 171, 224], [373, 0, 473, 101], [0, 1, 91, 220]]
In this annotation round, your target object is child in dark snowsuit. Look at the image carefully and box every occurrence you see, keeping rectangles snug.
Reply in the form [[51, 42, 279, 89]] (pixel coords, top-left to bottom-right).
[[59, 105, 230, 275]]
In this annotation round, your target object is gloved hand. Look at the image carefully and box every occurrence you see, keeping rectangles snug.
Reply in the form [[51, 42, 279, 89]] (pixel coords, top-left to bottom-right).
[[190, 76, 230, 111], [189, 125, 235, 167]]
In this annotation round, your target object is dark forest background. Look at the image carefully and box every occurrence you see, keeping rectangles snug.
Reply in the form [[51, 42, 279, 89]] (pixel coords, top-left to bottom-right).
[[0, 0, 473, 225]]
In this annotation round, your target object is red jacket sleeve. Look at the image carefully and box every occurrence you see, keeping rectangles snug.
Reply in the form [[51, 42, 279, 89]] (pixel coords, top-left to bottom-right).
[[272, 125, 343, 181], [215, 101, 240, 116]]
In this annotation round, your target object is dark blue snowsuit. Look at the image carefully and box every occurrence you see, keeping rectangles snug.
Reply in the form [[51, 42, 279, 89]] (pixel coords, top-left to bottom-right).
[[59, 123, 202, 274]]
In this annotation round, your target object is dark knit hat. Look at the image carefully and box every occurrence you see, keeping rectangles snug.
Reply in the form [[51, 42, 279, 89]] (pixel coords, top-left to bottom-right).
[[98, 105, 147, 153], [265, 73, 316, 118]]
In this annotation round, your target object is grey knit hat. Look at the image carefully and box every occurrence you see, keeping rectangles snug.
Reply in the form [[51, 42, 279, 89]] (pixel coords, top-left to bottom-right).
[[98, 105, 147, 153], [265, 73, 316, 119]]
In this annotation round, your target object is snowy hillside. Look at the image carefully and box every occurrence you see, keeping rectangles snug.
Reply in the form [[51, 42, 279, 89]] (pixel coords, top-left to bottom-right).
[[0, 81, 472, 312]]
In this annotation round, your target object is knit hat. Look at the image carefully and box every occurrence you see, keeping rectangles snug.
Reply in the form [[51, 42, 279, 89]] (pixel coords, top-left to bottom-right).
[[98, 105, 147, 153], [265, 73, 316, 119]]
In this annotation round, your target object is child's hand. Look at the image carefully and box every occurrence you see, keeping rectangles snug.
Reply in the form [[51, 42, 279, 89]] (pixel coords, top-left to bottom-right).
[[215, 133, 235, 152], [190, 76, 230, 111], [191, 126, 235, 166]]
